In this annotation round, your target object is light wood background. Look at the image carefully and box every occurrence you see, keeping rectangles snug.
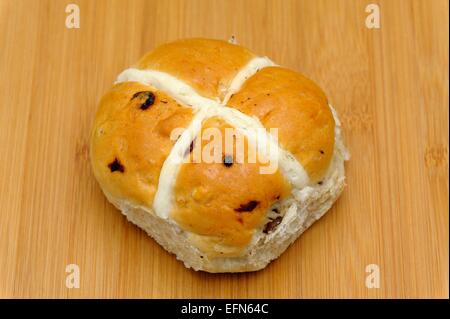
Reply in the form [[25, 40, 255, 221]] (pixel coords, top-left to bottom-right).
[[0, 0, 448, 298]]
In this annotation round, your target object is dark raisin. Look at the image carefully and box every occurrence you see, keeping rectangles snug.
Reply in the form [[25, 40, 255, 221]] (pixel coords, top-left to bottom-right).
[[184, 138, 196, 156], [223, 155, 233, 167], [140, 92, 155, 110], [319, 149, 324, 154], [189, 139, 195, 153], [235, 200, 259, 212], [108, 158, 124, 173], [131, 91, 156, 110], [263, 216, 283, 234]]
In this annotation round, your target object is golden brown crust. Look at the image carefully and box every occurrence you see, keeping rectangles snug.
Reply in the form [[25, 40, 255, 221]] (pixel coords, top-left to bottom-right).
[[90, 82, 193, 207], [171, 117, 291, 256], [136, 38, 255, 100], [227, 67, 335, 181], [91, 38, 338, 263]]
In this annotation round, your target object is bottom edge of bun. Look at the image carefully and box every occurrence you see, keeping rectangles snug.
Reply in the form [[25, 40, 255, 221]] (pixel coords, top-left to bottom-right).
[[100, 134, 347, 273]]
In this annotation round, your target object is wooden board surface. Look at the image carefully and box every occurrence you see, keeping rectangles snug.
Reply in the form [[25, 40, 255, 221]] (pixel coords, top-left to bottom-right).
[[0, 0, 448, 298]]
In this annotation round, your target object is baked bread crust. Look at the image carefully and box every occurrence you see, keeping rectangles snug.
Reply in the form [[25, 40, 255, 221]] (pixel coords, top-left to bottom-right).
[[228, 66, 335, 182], [91, 81, 193, 206], [90, 38, 348, 272], [136, 38, 255, 100]]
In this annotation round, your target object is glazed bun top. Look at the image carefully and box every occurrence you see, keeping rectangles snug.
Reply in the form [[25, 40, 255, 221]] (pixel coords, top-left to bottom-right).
[[90, 38, 335, 257]]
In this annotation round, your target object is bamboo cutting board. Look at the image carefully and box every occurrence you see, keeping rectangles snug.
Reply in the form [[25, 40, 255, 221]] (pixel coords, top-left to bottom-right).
[[0, 0, 448, 298]]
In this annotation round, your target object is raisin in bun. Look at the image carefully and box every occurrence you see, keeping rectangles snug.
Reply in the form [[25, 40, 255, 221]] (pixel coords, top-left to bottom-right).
[[90, 38, 348, 272]]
